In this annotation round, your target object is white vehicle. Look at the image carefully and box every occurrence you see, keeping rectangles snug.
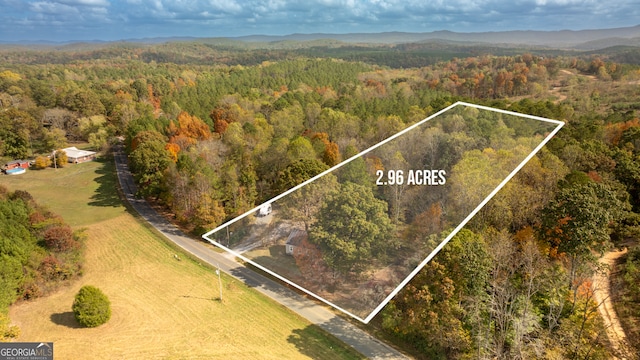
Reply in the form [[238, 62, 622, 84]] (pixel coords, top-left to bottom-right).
[[258, 203, 272, 217]]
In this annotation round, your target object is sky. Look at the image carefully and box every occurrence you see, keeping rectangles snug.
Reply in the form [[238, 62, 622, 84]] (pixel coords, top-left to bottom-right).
[[0, 0, 639, 42]]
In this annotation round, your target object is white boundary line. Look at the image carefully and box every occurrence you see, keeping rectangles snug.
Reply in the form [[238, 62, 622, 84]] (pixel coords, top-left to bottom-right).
[[203, 101, 565, 323], [364, 102, 564, 322]]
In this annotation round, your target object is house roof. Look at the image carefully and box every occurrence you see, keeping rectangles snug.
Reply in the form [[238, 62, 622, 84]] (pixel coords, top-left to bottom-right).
[[286, 229, 307, 246], [62, 147, 96, 159], [3, 160, 30, 170]]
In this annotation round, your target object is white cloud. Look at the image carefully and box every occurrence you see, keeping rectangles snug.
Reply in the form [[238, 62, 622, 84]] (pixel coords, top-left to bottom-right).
[[58, 0, 110, 6], [26, 0, 109, 27], [30, 2, 80, 15], [1, 0, 638, 41], [206, 0, 243, 13], [534, 0, 592, 5]]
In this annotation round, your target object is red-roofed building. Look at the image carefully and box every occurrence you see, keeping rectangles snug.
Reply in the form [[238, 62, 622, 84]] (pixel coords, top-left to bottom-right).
[[3, 160, 30, 170]]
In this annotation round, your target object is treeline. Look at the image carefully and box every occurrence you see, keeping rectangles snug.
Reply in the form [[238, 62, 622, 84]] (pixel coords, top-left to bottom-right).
[[0, 186, 84, 339], [2, 40, 640, 68]]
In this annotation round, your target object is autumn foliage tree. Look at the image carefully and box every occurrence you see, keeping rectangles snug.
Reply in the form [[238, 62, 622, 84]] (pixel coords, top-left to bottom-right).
[[165, 143, 180, 162], [540, 180, 626, 285], [382, 259, 472, 358], [309, 132, 342, 166], [54, 150, 68, 167], [167, 111, 211, 150], [33, 156, 51, 169], [603, 118, 640, 146], [43, 225, 79, 253], [404, 203, 445, 244], [210, 104, 238, 135], [381, 229, 489, 358]]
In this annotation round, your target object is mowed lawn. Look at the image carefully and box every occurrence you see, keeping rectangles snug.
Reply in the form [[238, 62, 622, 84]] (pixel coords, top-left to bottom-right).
[[1, 157, 363, 360]]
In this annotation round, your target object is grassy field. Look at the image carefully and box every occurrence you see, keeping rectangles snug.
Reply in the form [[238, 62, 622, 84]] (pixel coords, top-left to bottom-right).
[[246, 245, 303, 279], [0, 157, 363, 359]]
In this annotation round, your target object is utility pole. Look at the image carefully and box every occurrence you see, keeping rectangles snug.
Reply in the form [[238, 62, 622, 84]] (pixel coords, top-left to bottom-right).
[[216, 264, 222, 302]]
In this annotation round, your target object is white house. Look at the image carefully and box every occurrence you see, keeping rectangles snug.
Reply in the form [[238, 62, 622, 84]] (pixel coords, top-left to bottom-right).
[[62, 147, 97, 163]]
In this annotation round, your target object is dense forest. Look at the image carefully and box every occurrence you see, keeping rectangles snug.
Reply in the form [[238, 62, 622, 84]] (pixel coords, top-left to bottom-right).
[[1, 40, 640, 358], [208, 103, 564, 321]]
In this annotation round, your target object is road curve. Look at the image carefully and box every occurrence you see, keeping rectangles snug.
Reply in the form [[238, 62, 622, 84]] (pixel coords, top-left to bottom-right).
[[113, 144, 408, 360]]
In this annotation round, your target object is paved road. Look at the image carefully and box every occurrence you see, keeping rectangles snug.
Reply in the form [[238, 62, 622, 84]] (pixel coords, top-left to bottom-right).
[[113, 145, 408, 360]]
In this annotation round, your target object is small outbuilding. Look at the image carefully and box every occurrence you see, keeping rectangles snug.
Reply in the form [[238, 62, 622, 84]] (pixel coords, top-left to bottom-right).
[[285, 229, 307, 256], [62, 147, 97, 163]]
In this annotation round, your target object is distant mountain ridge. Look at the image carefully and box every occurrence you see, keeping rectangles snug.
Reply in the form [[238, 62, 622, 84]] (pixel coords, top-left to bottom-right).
[[233, 25, 640, 49], [2, 25, 639, 50]]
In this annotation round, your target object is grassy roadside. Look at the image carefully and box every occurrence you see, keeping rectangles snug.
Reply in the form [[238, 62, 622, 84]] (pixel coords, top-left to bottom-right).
[[0, 156, 364, 359]]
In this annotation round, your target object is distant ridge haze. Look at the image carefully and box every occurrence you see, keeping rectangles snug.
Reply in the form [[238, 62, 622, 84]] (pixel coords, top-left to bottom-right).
[[233, 25, 640, 49], [2, 25, 639, 50]]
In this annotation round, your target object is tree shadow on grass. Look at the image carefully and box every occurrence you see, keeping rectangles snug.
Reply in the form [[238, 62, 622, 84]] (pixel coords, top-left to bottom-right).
[[50, 311, 83, 329], [287, 324, 365, 360], [88, 155, 122, 208]]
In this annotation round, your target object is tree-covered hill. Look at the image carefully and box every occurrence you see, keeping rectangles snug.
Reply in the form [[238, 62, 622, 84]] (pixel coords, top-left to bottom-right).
[[1, 43, 640, 357], [1, 36, 640, 68]]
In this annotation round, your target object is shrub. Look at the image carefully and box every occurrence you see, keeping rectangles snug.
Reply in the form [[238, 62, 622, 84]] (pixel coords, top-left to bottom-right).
[[33, 156, 51, 169], [0, 313, 21, 340], [43, 225, 78, 252], [72, 285, 111, 327], [54, 150, 67, 167]]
